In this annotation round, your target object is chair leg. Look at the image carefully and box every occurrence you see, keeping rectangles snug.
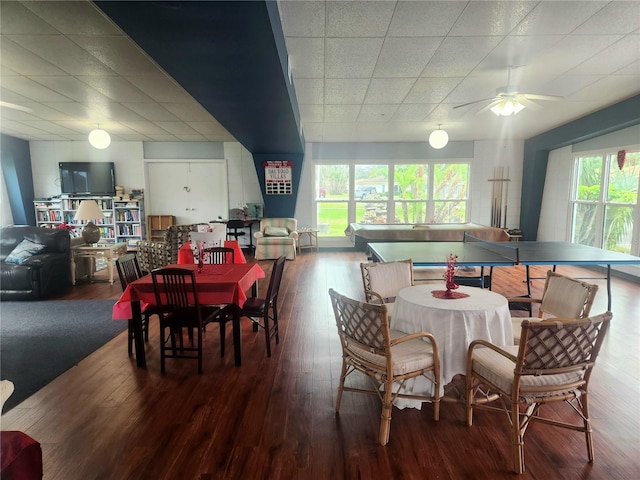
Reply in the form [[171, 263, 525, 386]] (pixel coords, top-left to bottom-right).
[[512, 402, 525, 474], [263, 313, 272, 357], [197, 328, 203, 374], [160, 326, 166, 373], [465, 375, 474, 427], [581, 394, 595, 462], [335, 361, 348, 412], [379, 381, 394, 446], [273, 304, 279, 344], [219, 320, 226, 357]]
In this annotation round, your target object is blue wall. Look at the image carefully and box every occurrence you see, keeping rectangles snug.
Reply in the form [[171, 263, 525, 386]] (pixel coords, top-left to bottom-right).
[[0, 134, 35, 225]]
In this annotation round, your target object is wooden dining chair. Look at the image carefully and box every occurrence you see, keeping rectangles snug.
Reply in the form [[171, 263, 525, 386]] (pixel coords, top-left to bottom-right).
[[329, 288, 440, 446], [115, 253, 151, 356], [465, 312, 612, 474], [201, 246, 235, 264], [237, 255, 286, 357], [151, 267, 221, 373]]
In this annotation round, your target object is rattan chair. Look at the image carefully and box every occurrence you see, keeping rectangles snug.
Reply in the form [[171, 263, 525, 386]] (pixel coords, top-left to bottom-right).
[[360, 259, 414, 320], [151, 267, 221, 373], [465, 311, 613, 474], [329, 288, 440, 446], [115, 253, 152, 356], [508, 270, 598, 343]]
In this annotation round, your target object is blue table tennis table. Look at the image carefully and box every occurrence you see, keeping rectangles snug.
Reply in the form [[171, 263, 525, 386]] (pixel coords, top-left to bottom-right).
[[368, 236, 640, 310]]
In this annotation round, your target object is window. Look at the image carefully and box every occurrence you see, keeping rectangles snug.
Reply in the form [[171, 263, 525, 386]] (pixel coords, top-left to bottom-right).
[[315, 161, 470, 236], [570, 151, 639, 254]]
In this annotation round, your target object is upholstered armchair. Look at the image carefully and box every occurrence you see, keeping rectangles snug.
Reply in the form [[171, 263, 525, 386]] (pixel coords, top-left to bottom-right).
[[137, 224, 202, 272], [254, 218, 298, 260]]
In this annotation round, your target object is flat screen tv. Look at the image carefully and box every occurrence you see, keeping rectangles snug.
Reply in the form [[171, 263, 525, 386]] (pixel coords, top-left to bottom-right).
[[59, 162, 116, 195]]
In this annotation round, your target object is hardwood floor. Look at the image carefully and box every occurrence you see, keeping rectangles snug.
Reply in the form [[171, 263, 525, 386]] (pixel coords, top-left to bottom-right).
[[2, 251, 639, 479]]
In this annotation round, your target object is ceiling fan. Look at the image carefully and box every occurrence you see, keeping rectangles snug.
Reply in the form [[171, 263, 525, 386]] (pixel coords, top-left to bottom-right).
[[453, 67, 562, 116]]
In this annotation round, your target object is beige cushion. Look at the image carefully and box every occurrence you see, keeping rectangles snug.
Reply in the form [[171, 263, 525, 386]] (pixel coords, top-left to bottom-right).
[[348, 329, 435, 376], [471, 345, 585, 399], [368, 262, 412, 301], [512, 317, 542, 343], [264, 226, 289, 237]]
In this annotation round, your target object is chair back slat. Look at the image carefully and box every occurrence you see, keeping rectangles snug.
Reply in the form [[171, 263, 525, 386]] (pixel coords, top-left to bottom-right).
[[202, 247, 235, 264], [151, 267, 199, 312], [265, 256, 286, 305], [115, 253, 143, 291]]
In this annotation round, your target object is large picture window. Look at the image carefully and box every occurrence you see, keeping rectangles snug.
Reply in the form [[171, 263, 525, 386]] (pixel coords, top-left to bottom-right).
[[570, 151, 639, 255], [315, 161, 470, 236]]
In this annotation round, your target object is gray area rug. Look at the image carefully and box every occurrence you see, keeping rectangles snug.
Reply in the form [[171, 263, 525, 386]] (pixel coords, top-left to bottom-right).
[[0, 299, 126, 412]]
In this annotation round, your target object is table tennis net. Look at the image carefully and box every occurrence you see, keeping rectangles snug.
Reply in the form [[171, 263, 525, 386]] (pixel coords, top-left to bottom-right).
[[463, 232, 520, 263]]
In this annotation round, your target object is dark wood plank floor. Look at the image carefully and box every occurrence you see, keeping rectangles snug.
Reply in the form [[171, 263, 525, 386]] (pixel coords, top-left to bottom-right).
[[2, 250, 639, 479]]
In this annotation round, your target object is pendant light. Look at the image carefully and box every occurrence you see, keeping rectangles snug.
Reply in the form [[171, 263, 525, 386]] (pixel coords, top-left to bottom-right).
[[428, 125, 449, 149], [88, 126, 111, 149]]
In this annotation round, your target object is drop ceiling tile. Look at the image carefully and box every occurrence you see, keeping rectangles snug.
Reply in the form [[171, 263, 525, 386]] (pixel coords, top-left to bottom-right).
[[69, 35, 164, 77], [154, 122, 199, 135], [278, 0, 325, 37], [23, 1, 122, 36], [388, 1, 465, 37], [19, 121, 81, 135], [173, 134, 208, 141], [125, 76, 195, 103], [475, 35, 564, 72], [1, 76, 73, 102], [324, 105, 360, 122], [450, 1, 537, 36], [357, 104, 398, 122], [75, 76, 155, 103], [569, 75, 640, 102], [325, 38, 384, 78], [162, 103, 219, 123], [573, 1, 640, 34], [124, 103, 182, 122], [298, 104, 324, 123], [325, 78, 369, 105], [393, 104, 437, 122], [405, 78, 461, 104], [1, 37, 67, 76], [568, 35, 640, 76], [120, 120, 173, 135], [373, 37, 441, 78], [11, 35, 116, 76], [0, 2, 59, 34], [326, 1, 395, 37], [294, 78, 324, 105], [31, 76, 113, 103], [188, 121, 235, 138], [422, 36, 502, 77], [285, 37, 324, 78], [514, 1, 609, 36], [533, 34, 625, 74], [365, 78, 415, 104]]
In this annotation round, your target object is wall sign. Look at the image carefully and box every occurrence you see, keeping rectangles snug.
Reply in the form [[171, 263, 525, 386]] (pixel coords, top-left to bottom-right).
[[264, 160, 293, 195]]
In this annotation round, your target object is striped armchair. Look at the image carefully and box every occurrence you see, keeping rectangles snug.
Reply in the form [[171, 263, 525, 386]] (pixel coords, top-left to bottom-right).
[[137, 224, 202, 272], [254, 218, 298, 260]]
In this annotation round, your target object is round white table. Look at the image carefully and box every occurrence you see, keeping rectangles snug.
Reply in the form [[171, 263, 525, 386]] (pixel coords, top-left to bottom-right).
[[391, 284, 513, 408]]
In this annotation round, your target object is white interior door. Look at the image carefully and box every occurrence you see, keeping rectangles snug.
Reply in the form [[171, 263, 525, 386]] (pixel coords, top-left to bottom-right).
[[146, 161, 228, 225]]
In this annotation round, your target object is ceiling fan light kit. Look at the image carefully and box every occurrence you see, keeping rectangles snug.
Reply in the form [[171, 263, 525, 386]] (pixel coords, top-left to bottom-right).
[[490, 99, 525, 116], [88, 128, 111, 149], [428, 127, 449, 149]]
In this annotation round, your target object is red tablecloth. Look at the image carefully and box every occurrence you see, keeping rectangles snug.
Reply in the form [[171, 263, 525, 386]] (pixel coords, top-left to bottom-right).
[[112, 262, 264, 320], [177, 240, 246, 265]]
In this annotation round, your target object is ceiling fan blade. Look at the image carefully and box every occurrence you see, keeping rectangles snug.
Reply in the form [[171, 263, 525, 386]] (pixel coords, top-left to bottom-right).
[[522, 93, 563, 101], [453, 97, 496, 109], [517, 97, 541, 110], [477, 99, 502, 114], [0, 101, 33, 113]]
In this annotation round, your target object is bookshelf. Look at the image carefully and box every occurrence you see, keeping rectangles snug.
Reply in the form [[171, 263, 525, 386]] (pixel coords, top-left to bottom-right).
[[34, 196, 146, 249], [147, 215, 175, 241]]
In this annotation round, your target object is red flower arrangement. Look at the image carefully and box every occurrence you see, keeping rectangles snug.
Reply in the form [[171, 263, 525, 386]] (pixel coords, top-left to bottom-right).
[[56, 222, 76, 231], [432, 253, 469, 299]]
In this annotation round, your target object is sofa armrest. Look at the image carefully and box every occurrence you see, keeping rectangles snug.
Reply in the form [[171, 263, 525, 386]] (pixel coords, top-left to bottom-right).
[[254, 232, 264, 239], [289, 231, 299, 240]]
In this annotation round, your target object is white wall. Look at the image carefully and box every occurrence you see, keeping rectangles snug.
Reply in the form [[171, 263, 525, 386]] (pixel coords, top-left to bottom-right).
[[28, 140, 263, 223], [538, 145, 573, 242]]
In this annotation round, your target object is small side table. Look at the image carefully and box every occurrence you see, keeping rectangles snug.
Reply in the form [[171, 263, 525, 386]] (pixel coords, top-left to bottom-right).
[[71, 242, 127, 285], [298, 228, 319, 254]]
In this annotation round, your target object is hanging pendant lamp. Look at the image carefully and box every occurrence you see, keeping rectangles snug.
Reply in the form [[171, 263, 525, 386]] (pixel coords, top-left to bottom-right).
[[88, 126, 111, 149], [428, 125, 449, 149]]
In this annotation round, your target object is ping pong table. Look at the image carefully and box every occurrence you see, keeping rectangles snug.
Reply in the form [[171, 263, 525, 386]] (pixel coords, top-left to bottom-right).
[[368, 236, 640, 310]]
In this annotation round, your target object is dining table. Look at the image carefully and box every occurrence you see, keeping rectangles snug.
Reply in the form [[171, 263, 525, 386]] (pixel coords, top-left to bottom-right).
[[112, 262, 265, 367], [390, 284, 513, 408]]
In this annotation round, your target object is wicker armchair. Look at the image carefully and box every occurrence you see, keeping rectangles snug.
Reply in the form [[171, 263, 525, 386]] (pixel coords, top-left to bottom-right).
[[465, 312, 612, 474], [329, 288, 440, 446], [508, 270, 598, 343], [137, 224, 202, 272], [360, 259, 414, 320]]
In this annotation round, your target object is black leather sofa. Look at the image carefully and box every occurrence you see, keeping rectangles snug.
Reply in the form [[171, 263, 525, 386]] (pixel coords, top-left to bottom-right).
[[0, 226, 71, 300]]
